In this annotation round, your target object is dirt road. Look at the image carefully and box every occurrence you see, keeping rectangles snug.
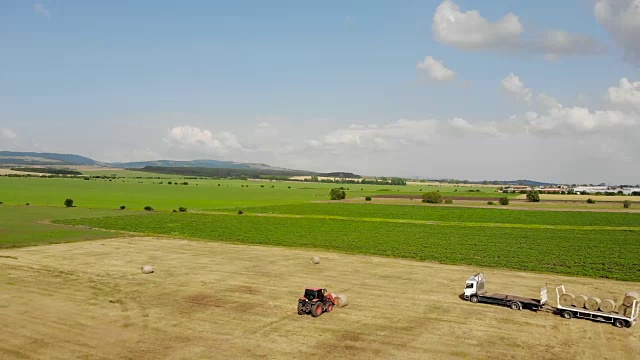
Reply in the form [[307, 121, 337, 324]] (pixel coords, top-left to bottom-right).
[[1, 238, 638, 359]]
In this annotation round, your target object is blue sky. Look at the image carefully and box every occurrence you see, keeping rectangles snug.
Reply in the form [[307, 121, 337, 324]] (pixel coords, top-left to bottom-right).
[[1, 1, 639, 184]]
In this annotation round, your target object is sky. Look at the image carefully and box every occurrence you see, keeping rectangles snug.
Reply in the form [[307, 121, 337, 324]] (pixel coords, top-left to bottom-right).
[[1, 0, 639, 184]]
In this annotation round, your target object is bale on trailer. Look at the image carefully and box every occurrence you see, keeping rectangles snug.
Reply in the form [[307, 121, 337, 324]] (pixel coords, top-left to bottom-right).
[[617, 304, 633, 317], [573, 294, 588, 308], [585, 297, 601, 311], [599, 299, 616, 313], [559, 293, 574, 307], [333, 293, 348, 308], [311, 256, 320, 264], [141, 265, 154, 274], [623, 292, 639, 306]]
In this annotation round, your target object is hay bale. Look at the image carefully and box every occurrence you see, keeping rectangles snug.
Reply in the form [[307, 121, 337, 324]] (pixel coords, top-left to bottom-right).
[[311, 256, 320, 264], [333, 293, 348, 308], [559, 293, 574, 308], [617, 304, 634, 317], [573, 294, 588, 308], [141, 265, 154, 274], [599, 299, 616, 313], [622, 291, 639, 306], [585, 297, 601, 311]]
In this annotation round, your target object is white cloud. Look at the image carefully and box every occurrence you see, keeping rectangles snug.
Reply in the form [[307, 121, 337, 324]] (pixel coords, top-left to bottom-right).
[[164, 125, 245, 153], [417, 56, 456, 81], [432, 0, 522, 50], [526, 106, 636, 133], [535, 29, 607, 58], [606, 77, 640, 107], [306, 119, 438, 152], [433, 1, 605, 59], [595, 0, 640, 64], [34, 3, 50, 19], [501, 73, 532, 104], [1, 128, 17, 140]]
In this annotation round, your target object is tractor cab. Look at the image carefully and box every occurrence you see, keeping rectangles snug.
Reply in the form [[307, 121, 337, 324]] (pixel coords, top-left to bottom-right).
[[303, 288, 326, 301]]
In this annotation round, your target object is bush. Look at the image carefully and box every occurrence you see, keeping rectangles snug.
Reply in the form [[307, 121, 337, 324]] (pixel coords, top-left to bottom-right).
[[238, 210, 244, 215], [487, 201, 495, 205], [422, 191, 443, 204], [444, 199, 453, 204], [218, 184, 221, 186], [144, 206, 154, 211], [172, 209, 177, 212], [168, 181, 172, 184], [119, 205, 126, 210], [288, 186, 291, 189], [329, 188, 346, 200], [526, 190, 540, 202], [178, 207, 187, 212], [25, 203, 30, 206], [499, 197, 510, 206], [365, 196, 372, 201], [623, 200, 632, 208], [64, 198, 74, 208], [586, 198, 596, 204]]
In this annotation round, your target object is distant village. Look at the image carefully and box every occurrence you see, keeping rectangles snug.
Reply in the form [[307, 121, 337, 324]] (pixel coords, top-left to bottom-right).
[[500, 185, 640, 196]]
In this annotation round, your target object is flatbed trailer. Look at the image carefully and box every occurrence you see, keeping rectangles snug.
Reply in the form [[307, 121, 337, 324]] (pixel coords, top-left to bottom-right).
[[555, 285, 639, 328], [464, 273, 548, 311]]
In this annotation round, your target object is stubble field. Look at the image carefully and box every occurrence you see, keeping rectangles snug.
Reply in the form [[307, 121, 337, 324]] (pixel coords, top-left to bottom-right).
[[1, 237, 638, 360]]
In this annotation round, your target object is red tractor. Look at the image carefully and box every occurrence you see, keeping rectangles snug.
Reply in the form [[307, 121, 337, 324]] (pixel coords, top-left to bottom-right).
[[298, 287, 336, 317]]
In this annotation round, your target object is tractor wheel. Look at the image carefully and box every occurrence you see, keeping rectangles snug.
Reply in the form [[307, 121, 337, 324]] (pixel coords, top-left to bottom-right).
[[297, 302, 306, 315], [325, 301, 334, 313], [311, 302, 323, 317]]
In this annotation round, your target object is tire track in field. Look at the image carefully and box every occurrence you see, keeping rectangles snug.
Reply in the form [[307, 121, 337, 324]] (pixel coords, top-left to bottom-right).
[[196, 211, 640, 232]]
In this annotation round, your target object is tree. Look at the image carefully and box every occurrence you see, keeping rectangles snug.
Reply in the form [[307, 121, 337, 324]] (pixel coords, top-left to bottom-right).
[[119, 205, 126, 210], [526, 190, 540, 202], [144, 206, 154, 211], [623, 200, 631, 209], [329, 188, 346, 200], [365, 196, 372, 201], [422, 191, 443, 204], [178, 207, 187, 212], [499, 197, 510, 205], [64, 199, 74, 208], [586, 198, 596, 204]]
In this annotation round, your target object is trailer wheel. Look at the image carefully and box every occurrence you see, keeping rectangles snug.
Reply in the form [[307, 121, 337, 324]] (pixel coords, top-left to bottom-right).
[[510, 302, 521, 311], [614, 319, 627, 328], [561, 310, 573, 319], [470, 296, 479, 304]]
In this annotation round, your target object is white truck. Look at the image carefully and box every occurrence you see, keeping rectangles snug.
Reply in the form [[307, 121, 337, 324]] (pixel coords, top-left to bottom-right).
[[463, 273, 639, 328], [464, 273, 548, 311]]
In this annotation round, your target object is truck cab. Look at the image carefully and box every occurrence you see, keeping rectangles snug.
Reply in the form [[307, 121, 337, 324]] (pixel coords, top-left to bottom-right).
[[464, 273, 485, 299]]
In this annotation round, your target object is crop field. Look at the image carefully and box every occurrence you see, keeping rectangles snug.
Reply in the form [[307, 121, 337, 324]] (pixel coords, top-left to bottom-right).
[[2, 238, 639, 359], [0, 176, 499, 210], [0, 206, 126, 248], [57, 212, 640, 281], [219, 203, 640, 227]]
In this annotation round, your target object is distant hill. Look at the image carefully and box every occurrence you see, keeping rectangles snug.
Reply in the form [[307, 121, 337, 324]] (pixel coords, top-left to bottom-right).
[[0, 151, 98, 166]]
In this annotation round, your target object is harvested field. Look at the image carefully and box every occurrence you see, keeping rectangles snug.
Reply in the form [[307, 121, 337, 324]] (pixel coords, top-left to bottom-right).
[[0, 238, 638, 359]]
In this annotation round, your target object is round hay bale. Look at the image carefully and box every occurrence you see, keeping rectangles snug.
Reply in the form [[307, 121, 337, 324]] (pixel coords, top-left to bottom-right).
[[585, 297, 601, 311], [622, 291, 639, 306], [140, 265, 154, 274], [334, 293, 349, 308], [559, 293, 574, 308], [599, 299, 616, 313], [573, 294, 588, 308], [311, 256, 320, 264], [620, 305, 634, 317]]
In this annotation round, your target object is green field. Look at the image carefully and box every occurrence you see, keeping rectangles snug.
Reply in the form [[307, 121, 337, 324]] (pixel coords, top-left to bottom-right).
[[221, 203, 640, 227], [0, 176, 499, 210], [3, 173, 640, 282], [57, 212, 640, 281], [0, 206, 126, 248]]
